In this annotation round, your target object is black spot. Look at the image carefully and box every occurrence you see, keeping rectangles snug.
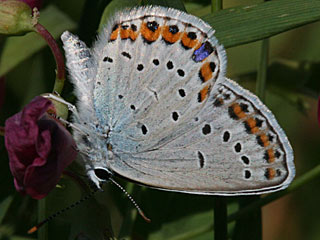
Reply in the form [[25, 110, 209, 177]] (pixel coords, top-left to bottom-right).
[[178, 89, 186, 97], [121, 24, 129, 30], [169, 25, 179, 34], [209, 62, 216, 72], [97, 81, 101, 85], [240, 103, 249, 112], [268, 134, 274, 142], [103, 56, 113, 63], [112, 24, 119, 31], [137, 64, 144, 71], [187, 32, 197, 40], [241, 156, 250, 165], [276, 169, 282, 176], [245, 170, 251, 179], [204, 41, 214, 54], [121, 51, 131, 59], [263, 151, 270, 161], [118, 95, 123, 99], [264, 169, 271, 179], [197, 92, 202, 102], [223, 94, 230, 100], [81, 135, 90, 145], [172, 112, 179, 121], [130, 105, 136, 110], [243, 121, 252, 134], [213, 98, 223, 107], [197, 151, 205, 168], [234, 142, 241, 153], [131, 24, 137, 31], [177, 69, 185, 77], [202, 124, 211, 135], [223, 131, 230, 142], [255, 118, 263, 127], [167, 61, 174, 70], [141, 125, 148, 135], [256, 135, 264, 147], [198, 71, 205, 83], [275, 150, 281, 158], [153, 59, 159, 65], [147, 21, 159, 32], [228, 106, 239, 120], [195, 117, 199, 122]]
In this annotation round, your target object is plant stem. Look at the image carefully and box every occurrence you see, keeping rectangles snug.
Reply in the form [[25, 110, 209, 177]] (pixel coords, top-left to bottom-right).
[[256, 39, 269, 101], [214, 197, 227, 240], [34, 23, 65, 94], [38, 198, 48, 240], [211, 0, 223, 12]]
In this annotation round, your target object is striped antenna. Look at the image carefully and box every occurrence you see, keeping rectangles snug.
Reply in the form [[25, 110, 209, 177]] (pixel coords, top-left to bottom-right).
[[28, 187, 99, 234], [28, 178, 150, 234], [109, 178, 151, 223]]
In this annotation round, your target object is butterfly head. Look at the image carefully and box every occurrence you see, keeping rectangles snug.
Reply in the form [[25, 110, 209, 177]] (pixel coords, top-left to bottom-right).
[[87, 167, 113, 189]]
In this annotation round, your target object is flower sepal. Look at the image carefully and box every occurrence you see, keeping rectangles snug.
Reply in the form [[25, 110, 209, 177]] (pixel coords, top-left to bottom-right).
[[0, 0, 36, 35]]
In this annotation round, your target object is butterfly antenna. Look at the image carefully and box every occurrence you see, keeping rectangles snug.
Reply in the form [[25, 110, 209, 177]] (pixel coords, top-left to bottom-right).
[[27, 187, 99, 234], [109, 178, 151, 223]]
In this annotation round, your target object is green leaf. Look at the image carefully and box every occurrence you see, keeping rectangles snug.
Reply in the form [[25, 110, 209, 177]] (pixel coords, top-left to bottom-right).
[[0, 5, 76, 76], [0, 196, 13, 224], [201, 0, 320, 48]]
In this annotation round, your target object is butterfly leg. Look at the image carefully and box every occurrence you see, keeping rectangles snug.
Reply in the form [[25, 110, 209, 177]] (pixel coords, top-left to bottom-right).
[[43, 93, 82, 121]]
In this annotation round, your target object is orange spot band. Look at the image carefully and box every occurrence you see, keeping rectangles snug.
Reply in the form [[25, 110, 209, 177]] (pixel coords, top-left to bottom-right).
[[267, 149, 275, 163], [181, 32, 198, 49], [199, 85, 210, 102], [200, 62, 213, 82], [266, 168, 276, 180], [232, 103, 246, 119], [110, 28, 119, 41], [141, 22, 161, 42], [162, 26, 181, 44]]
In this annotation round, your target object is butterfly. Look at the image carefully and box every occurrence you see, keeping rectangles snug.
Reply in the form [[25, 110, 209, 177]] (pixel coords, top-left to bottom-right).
[[60, 6, 295, 196]]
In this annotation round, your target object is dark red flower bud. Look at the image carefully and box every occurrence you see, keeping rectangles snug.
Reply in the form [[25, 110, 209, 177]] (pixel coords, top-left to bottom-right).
[[18, 0, 42, 10], [4, 96, 77, 199]]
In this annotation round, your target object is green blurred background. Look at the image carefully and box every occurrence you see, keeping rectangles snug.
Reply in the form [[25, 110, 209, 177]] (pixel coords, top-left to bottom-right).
[[0, 0, 320, 239]]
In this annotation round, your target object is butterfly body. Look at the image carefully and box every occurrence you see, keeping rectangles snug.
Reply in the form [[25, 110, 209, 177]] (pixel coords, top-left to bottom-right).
[[61, 6, 295, 195]]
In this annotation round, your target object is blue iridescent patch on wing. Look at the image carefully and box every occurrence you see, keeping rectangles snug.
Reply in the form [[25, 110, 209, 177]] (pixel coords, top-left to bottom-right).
[[192, 41, 214, 62]]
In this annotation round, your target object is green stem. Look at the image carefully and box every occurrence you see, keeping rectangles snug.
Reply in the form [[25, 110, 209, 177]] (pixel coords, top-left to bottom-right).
[[34, 23, 65, 94], [214, 197, 227, 240], [256, 39, 269, 101], [228, 163, 320, 222], [211, 0, 223, 12], [0, 126, 4, 136], [38, 198, 48, 240]]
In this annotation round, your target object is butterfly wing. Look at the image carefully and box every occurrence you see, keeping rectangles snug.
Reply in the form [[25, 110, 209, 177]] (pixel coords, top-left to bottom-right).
[[61, 32, 98, 124], [109, 78, 295, 195], [91, 6, 294, 195]]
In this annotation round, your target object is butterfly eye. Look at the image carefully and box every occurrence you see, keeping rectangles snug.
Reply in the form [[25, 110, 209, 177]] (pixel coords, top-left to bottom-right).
[[94, 168, 112, 181]]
